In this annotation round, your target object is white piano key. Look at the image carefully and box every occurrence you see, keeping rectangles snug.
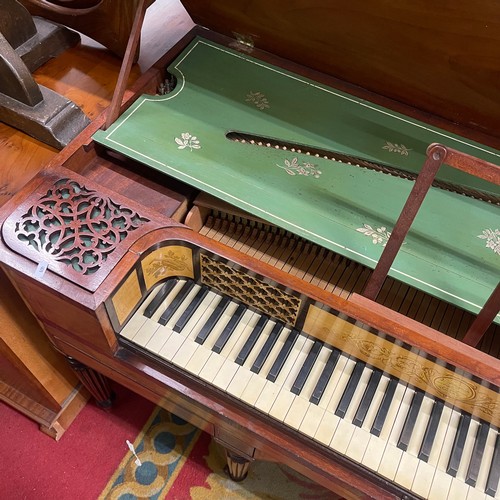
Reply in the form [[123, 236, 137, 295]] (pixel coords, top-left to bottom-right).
[[406, 393, 434, 456], [157, 329, 188, 361], [284, 395, 310, 429], [427, 404, 454, 467], [126, 282, 185, 345], [343, 365, 373, 422], [330, 417, 356, 455], [377, 442, 404, 482], [212, 357, 240, 390], [163, 281, 202, 326], [169, 299, 216, 367], [203, 300, 240, 350], [378, 382, 409, 441], [424, 408, 461, 498], [198, 351, 227, 383], [184, 343, 212, 375], [242, 319, 277, 368], [361, 374, 390, 431], [324, 357, 357, 414], [411, 459, 438, 499], [298, 344, 332, 399], [314, 410, 341, 446], [387, 387, 414, 446], [254, 379, 282, 413], [376, 387, 414, 481], [427, 469, 452, 499], [344, 424, 372, 463], [156, 289, 219, 362], [226, 365, 254, 399], [457, 418, 480, 481], [299, 401, 326, 438], [465, 487, 488, 500], [473, 426, 498, 496], [269, 337, 314, 421], [410, 404, 454, 498], [258, 326, 291, 377], [143, 325, 174, 354], [119, 310, 148, 340], [448, 478, 470, 500], [145, 280, 185, 323], [435, 409, 462, 471], [239, 372, 267, 406], [272, 335, 308, 387], [170, 339, 200, 368], [223, 310, 261, 360], [361, 433, 387, 471], [316, 353, 350, 410], [184, 294, 249, 375], [394, 449, 421, 491], [269, 387, 296, 421], [132, 320, 163, 348]]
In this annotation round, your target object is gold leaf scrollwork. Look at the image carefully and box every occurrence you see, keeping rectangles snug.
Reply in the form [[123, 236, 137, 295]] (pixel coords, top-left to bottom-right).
[[431, 376, 477, 401], [146, 251, 189, 279]]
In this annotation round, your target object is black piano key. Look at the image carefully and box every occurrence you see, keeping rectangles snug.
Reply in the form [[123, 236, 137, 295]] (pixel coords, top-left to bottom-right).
[[158, 280, 194, 326], [173, 286, 209, 332], [212, 304, 246, 354], [290, 340, 323, 395], [194, 296, 230, 344], [335, 361, 366, 419], [370, 377, 398, 437], [309, 348, 341, 405], [418, 399, 444, 462], [267, 328, 300, 382], [447, 413, 471, 477], [352, 369, 382, 427], [235, 315, 268, 365], [465, 422, 490, 487], [144, 279, 177, 318], [486, 432, 500, 497], [250, 322, 283, 374], [397, 390, 424, 451]]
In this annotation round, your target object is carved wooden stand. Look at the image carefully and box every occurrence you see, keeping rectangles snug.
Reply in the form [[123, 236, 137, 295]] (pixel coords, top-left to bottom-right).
[[224, 449, 252, 481], [66, 357, 114, 409]]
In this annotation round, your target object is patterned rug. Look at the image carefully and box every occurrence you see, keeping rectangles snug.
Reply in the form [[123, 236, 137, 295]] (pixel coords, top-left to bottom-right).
[[99, 407, 337, 499]]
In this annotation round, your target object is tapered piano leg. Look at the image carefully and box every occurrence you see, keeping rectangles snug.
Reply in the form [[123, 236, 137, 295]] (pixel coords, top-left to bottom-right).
[[66, 357, 114, 409], [224, 449, 251, 482]]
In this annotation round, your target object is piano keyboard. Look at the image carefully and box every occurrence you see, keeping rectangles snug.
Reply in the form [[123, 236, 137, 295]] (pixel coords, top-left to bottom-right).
[[195, 211, 500, 358], [120, 278, 500, 500]]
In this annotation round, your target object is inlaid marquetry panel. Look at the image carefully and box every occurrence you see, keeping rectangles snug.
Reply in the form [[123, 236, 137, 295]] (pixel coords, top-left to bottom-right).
[[141, 246, 194, 290], [303, 305, 500, 426]]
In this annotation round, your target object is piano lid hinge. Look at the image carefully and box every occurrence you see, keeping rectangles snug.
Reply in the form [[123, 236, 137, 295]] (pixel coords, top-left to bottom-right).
[[230, 33, 255, 53]]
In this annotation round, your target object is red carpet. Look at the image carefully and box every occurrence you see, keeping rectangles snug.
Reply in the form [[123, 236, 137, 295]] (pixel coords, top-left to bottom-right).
[[0, 385, 154, 499], [1, 383, 338, 499]]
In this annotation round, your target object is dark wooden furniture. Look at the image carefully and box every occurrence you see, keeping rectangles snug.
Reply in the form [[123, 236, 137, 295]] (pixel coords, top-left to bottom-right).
[[0, 2, 499, 498], [19, 0, 156, 59], [0, 0, 89, 148]]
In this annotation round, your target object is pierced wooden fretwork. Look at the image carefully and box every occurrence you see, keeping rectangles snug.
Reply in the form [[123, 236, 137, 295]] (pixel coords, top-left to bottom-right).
[[14, 178, 149, 275], [1, 169, 163, 291], [200, 254, 301, 325]]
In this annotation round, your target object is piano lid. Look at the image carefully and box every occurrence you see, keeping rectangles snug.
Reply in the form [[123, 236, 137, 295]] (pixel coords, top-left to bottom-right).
[[93, 37, 500, 322], [181, 0, 500, 144]]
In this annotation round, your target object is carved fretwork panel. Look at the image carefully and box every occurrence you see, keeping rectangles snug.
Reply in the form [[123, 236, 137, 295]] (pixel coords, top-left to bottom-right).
[[1, 169, 164, 292], [15, 178, 149, 275], [200, 254, 301, 325]]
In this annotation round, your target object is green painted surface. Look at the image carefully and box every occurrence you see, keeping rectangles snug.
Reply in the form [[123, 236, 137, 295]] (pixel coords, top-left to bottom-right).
[[94, 37, 500, 322]]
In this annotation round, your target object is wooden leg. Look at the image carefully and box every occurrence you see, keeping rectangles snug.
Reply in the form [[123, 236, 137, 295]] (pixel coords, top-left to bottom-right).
[[66, 357, 114, 409], [224, 449, 251, 482]]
